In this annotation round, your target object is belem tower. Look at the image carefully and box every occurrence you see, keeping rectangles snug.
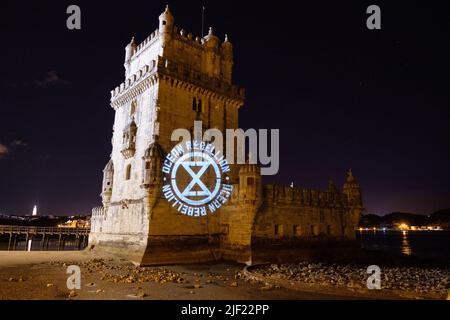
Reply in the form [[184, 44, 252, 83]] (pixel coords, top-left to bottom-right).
[[89, 6, 363, 265]]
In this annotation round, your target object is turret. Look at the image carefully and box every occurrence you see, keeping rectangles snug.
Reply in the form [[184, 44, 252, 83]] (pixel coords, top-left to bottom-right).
[[141, 142, 165, 215], [220, 34, 233, 83], [203, 27, 220, 50], [343, 169, 362, 207], [202, 27, 221, 77], [124, 37, 137, 76], [221, 34, 233, 59], [101, 159, 114, 206], [121, 119, 137, 159], [238, 161, 262, 203], [159, 5, 174, 45], [141, 142, 165, 188]]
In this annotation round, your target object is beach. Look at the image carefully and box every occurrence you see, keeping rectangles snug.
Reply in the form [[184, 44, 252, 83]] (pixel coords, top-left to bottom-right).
[[0, 250, 448, 300]]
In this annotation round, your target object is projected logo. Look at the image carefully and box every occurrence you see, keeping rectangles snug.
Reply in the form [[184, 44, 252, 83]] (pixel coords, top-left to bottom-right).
[[162, 140, 233, 217]]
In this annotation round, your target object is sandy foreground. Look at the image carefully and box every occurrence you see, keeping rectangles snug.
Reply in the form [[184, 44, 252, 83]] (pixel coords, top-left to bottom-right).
[[0, 251, 441, 300]]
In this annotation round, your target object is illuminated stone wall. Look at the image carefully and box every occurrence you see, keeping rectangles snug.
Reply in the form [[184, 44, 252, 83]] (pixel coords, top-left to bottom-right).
[[89, 6, 362, 265]]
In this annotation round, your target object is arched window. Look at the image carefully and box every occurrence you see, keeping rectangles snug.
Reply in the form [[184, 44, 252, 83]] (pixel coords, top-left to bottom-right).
[[192, 97, 197, 111], [198, 99, 202, 113], [125, 164, 132, 180]]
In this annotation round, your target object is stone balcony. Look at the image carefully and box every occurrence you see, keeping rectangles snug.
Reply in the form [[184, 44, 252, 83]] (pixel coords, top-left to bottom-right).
[[121, 141, 136, 159]]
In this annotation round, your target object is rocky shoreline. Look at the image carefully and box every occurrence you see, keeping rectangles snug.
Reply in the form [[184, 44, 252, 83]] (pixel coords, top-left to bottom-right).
[[244, 262, 450, 299]]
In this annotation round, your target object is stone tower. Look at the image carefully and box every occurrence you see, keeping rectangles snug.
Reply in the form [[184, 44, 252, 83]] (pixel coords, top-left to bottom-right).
[[89, 6, 245, 264], [90, 6, 363, 266], [342, 169, 363, 239]]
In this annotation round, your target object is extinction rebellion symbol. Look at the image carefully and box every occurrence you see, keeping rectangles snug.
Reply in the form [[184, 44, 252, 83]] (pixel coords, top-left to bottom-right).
[[162, 140, 233, 217]]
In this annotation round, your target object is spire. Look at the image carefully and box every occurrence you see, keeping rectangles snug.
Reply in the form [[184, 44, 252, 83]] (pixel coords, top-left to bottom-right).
[[343, 169, 362, 207], [160, 5, 173, 19], [346, 168, 355, 182], [32, 205, 37, 216], [161, 4, 172, 17], [124, 36, 137, 67]]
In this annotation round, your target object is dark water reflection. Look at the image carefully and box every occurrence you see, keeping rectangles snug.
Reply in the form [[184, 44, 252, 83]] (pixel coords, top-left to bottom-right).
[[357, 230, 450, 263]]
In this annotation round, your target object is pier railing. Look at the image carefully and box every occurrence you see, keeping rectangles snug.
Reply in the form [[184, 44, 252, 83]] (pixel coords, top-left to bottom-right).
[[0, 225, 90, 251], [0, 225, 90, 236]]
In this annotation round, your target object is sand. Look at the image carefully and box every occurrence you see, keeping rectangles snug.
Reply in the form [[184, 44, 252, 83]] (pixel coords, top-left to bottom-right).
[[0, 250, 436, 300]]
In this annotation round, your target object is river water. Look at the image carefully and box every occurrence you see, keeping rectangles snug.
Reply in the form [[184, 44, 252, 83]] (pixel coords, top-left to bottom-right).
[[357, 230, 450, 263], [1, 231, 449, 262]]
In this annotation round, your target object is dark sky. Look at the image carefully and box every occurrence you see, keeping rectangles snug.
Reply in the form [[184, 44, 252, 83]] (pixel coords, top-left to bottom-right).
[[0, 0, 449, 216]]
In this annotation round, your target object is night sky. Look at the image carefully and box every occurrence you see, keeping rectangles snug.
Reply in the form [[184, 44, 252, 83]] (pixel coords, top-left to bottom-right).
[[0, 0, 449, 216]]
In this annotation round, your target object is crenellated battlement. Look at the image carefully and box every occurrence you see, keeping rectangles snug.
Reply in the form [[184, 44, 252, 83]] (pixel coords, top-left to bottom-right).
[[129, 25, 230, 63], [90, 6, 363, 265], [131, 29, 160, 60], [263, 184, 349, 208], [111, 56, 244, 108]]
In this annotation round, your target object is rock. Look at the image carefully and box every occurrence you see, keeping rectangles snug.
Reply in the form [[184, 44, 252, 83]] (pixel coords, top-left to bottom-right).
[[136, 287, 147, 298], [194, 283, 202, 289], [68, 290, 77, 298], [46, 283, 54, 288], [189, 290, 195, 294], [229, 282, 238, 287], [8, 277, 15, 282], [95, 289, 104, 294]]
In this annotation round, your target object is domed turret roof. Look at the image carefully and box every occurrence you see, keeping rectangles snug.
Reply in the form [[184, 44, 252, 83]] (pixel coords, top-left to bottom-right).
[[221, 34, 233, 57], [159, 5, 174, 22], [103, 159, 114, 172], [203, 27, 220, 49], [144, 142, 165, 159], [343, 169, 360, 188]]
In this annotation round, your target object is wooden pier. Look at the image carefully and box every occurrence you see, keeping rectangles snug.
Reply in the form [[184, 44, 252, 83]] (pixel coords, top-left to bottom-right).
[[0, 225, 90, 251]]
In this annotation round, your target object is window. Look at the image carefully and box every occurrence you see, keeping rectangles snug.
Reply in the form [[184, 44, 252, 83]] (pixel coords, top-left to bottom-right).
[[192, 97, 202, 113], [274, 224, 283, 236], [162, 20, 167, 25], [247, 177, 254, 186], [293, 225, 301, 236], [125, 164, 132, 180], [145, 161, 151, 170]]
